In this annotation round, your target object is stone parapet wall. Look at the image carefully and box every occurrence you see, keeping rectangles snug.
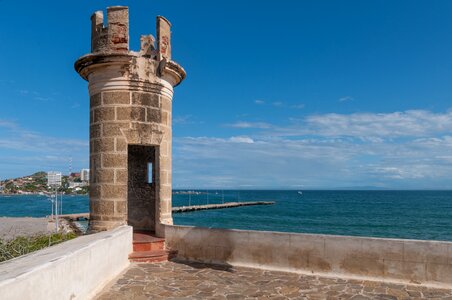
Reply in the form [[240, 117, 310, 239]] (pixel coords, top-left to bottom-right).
[[0, 226, 133, 300], [165, 225, 452, 288]]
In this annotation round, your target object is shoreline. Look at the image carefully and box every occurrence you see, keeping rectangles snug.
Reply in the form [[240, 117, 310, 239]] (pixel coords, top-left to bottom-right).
[[0, 193, 88, 196], [0, 217, 51, 240], [0, 217, 79, 240]]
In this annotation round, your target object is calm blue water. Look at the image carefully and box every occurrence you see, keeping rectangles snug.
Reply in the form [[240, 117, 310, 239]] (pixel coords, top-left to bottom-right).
[[0, 194, 89, 217], [1, 191, 452, 241]]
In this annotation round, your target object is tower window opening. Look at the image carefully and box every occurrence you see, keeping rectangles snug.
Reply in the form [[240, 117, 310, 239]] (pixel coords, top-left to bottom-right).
[[147, 162, 153, 184]]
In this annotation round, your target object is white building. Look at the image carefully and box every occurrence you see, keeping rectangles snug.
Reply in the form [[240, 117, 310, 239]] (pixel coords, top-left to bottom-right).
[[47, 171, 62, 187], [81, 169, 90, 182], [69, 181, 87, 188]]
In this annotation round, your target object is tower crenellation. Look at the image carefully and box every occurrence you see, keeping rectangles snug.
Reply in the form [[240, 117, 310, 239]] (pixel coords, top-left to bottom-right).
[[89, 7, 174, 63], [90, 6, 129, 54], [75, 6, 185, 236]]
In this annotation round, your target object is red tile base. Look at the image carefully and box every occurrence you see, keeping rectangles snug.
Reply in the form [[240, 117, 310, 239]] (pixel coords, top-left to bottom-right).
[[129, 231, 176, 263]]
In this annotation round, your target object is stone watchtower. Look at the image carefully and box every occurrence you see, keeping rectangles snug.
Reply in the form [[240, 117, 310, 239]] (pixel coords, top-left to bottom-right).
[[75, 7, 185, 236]]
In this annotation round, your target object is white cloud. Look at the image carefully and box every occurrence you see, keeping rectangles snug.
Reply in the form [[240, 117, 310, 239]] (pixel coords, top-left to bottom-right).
[[227, 121, 271, 129], [339, 96, 354, 102], [229, 136, 254, 143], [0, 127, 87, 152], [174, 135, 362, 188], [34, 96, 52, 102], [174, 109, 452, 189], [173, 115, 192, 124], [0, 122, 88, 178], [71, 102, 80, 109], [291, 104, 305, 109], [3, 108, 452, 188], [17, 89, 53, 102], [267, 110, 452, 138], [0, 120, 18, 130], [173, 115, 203, 125], [254, 99, 305, 109]]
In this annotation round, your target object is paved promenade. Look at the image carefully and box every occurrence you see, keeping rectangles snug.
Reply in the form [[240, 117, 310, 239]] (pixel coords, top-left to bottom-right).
[[96, 261, 452, 299]]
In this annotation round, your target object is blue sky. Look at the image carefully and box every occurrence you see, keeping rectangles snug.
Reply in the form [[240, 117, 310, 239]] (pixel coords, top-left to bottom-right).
[[1, 0, 452, 189]]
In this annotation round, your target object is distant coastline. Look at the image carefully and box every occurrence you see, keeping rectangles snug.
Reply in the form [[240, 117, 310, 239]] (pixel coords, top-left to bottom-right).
[[0, 171, 88, 196]]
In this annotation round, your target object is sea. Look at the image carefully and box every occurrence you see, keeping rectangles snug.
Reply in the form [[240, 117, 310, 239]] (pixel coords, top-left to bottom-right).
[[1, 190, 452, 241]]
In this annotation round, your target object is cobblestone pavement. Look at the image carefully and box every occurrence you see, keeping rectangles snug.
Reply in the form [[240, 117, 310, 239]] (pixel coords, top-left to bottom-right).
[[96, 261, 452, 299]]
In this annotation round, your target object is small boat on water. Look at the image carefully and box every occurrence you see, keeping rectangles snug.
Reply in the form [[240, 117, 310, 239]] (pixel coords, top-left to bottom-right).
[[298, 191, 303, 195]]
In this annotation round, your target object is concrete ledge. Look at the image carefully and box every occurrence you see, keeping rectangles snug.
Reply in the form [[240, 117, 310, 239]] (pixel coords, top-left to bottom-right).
[[0, 225, 133, 300], [165, 225, 452, 288]]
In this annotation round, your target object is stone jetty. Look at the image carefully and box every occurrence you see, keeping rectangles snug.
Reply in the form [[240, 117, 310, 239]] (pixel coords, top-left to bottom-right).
[[172, 201, 275, 213], [59, 201, 275, 220]]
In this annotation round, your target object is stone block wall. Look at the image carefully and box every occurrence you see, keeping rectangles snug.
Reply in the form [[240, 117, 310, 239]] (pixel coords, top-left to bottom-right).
[[89, 90, 173, 232]]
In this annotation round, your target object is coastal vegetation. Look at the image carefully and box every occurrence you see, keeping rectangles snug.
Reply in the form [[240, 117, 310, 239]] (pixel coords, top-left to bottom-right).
[[0, 232, 77, 262]]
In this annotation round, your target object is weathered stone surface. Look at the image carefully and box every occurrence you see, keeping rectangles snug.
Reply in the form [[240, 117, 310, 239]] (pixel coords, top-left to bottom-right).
[[116, 107, 146, 122], [102, 123, 129, 137], [121, 125, 163, 146], [115, 137, 127, 152], [91, 11, 106, 53], [90, 93, 102, 108], [132, 92, 159, 107], [76, 6, 185, 233], [146, 107, 161, 123], [95, 169, 114, 183], [103, 91, 130, 105], [95, 261, 452, 299], [92, 138, 115, 153], [115, 201, 127, 214], [91, 200, 114, 215], [102, 184, 127, 199], [114, 169, 127, 184], [89, 185, 101, 199], [161, 111, 169, 125], [161, 96, 171, 111], [160, 141, 169, 156], [157, 16, 171, 60], [106, 7, 129, 53], [160, 170, 169, 185], [102, 153, 127, 168], [165, 226, 452, 287], [90, 123, 101, 139], [94, 107, 115, 123], [99, 215, 126, 222]]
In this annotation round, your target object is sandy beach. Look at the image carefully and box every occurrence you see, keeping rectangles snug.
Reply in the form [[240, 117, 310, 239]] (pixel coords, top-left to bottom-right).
[[0, 217, 51, 240]]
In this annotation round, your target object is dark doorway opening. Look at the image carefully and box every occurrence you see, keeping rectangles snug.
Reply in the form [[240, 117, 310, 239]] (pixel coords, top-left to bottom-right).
[[128, 145, 157, 231]]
